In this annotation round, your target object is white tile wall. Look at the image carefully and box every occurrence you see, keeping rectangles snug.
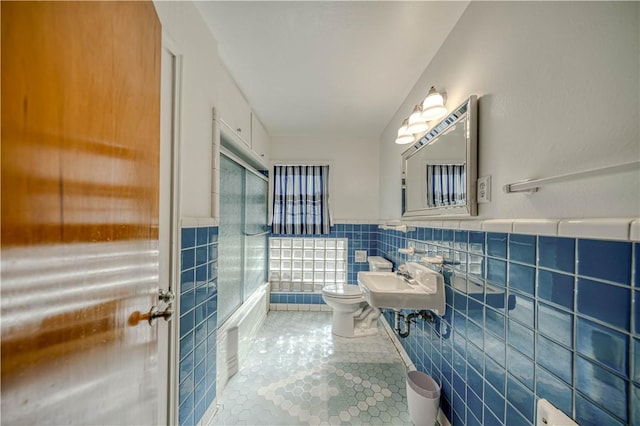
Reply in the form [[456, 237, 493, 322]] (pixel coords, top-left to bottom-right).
[[558, 218, 633, 240], [481, 219, 514, 233], [630, 219, 640, 241], [394, 218, 640, 241], [512, 219, 559, 236]]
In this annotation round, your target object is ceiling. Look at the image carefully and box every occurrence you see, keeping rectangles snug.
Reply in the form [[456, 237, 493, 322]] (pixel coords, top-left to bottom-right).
[[195, 1, 469, 137]]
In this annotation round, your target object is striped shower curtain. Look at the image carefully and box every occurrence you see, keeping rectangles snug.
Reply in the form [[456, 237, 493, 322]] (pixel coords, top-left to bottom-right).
[[272, 165, 331, 235], [427, 164, 466, 208]]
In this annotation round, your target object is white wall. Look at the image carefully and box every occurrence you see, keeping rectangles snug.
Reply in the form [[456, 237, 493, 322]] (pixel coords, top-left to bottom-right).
[[380, 2, 639, 221], [270, 135, 380, 222], [154, 1, 221, 218]]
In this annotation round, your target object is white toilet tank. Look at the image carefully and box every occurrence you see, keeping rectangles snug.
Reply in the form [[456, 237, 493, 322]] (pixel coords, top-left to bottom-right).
[[368, 256, 392, 272]]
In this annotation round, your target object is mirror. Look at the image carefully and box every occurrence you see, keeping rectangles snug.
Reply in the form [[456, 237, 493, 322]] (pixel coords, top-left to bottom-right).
[[402, 96, 478, 218]]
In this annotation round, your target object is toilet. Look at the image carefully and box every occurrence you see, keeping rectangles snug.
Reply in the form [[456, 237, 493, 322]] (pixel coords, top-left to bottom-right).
[[322, 256, 393, 337]]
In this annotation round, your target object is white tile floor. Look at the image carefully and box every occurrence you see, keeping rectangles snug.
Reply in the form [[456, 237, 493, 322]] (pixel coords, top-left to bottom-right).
[[210, 311, 412, 425]]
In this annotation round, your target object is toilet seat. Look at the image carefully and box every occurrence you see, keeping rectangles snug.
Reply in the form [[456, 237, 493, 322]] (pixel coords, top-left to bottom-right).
[[322, 284, 363, 300]]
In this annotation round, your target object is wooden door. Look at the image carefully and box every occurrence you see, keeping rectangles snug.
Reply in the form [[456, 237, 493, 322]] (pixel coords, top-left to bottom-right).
[[1, 2, 162, 424]]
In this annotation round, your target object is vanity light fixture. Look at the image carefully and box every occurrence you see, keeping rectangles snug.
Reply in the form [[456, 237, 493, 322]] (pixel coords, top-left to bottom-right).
[[406, 104, 429, 134], [395, 86, 447, 146], [421, 86, 447, 121], [395, 118, 415, 145]]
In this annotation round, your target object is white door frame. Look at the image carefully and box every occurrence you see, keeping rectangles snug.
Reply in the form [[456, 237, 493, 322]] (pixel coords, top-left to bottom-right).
[[159, 31, 183, 426]]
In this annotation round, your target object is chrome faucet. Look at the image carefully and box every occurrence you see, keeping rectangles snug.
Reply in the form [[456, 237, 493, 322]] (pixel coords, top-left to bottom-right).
[[396, 270, 414, 283]]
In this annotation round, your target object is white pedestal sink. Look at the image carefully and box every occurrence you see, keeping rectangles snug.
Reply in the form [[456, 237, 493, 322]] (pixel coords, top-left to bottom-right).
[[357, 262, 446, 315]]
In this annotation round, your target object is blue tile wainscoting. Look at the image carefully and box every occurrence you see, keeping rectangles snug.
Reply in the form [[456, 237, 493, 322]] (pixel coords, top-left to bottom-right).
[[270, 293, 325, 305], [377, 227, 639, 426], [177, 222, 637, 426], [179, 226, 218, 426], [269, 292, 329, 312]]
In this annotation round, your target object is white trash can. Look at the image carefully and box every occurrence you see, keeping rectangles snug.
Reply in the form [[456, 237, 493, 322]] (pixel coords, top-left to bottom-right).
[[406, 371, 440, 426]]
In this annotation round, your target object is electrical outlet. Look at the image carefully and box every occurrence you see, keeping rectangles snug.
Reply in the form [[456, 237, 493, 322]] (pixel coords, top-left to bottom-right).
[[477, 175, 491, 203]]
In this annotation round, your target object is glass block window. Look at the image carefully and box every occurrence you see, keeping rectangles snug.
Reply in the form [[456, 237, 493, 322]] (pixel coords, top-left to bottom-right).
[[269, 237, 347, 292]]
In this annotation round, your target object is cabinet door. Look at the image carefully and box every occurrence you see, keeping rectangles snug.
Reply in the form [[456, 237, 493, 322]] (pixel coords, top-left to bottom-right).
[[251, 113, 270, 164], [219, 64, 251, 147], [217, 64, 235, 130], [231, 88, 251, 144]]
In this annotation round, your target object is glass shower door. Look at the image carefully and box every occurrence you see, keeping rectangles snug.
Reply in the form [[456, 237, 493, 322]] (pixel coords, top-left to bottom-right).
[[218, 153, 268, 325], [219, 156, 244, 323], [244, 172, 268, 297]]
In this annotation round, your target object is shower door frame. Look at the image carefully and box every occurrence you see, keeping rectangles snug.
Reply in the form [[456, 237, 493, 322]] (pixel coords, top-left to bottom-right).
[[218, 148, 269, 326]]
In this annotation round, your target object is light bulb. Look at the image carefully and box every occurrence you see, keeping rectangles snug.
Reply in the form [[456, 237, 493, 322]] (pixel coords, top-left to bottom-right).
[[421, 86, 447, 121], [395, 119, 415, 145], [407, 104, 429, 134]]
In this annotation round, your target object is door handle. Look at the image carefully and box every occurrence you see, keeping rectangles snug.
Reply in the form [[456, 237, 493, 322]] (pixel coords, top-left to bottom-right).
[[128, 304, 173, 327], [128, 289, 174, 327], [142, 305, 173, 326]]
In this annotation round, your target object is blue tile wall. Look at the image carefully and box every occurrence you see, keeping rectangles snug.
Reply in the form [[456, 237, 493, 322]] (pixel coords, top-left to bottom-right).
[[578, 239, 632, 285], [378, 229, 638, 426], [538, 236, 575, 274], [537, 269, 574, 310], [263, 225, 638, 423], [577, 278, 630, 331], [269, 293, 326, 305], [179, 226, 218, 426], [270, 223, 378, 284]]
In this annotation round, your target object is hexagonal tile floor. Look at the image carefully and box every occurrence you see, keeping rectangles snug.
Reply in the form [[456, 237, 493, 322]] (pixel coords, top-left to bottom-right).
[[210, 311, 412, 425]]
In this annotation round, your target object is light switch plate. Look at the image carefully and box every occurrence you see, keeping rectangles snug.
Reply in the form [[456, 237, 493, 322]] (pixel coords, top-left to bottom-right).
[[355, 250, 367, 262], [478, 175, 491, 203]]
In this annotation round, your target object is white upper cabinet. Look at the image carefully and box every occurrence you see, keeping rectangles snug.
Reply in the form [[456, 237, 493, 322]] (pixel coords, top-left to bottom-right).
[[218, 61, 270, 169], [218, 64, 252, 147], [251, 113, 270, 164]]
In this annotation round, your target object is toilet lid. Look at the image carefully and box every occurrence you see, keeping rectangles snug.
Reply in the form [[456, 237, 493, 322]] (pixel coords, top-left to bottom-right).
[[322, 284, 362, 299]]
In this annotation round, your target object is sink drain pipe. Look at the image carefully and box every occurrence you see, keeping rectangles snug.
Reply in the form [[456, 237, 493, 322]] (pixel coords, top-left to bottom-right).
[[394, 310, 435, 338]]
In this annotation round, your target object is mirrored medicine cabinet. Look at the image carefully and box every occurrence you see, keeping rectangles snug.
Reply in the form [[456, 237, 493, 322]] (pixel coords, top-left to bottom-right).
[[402, 95, 478, 218]]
